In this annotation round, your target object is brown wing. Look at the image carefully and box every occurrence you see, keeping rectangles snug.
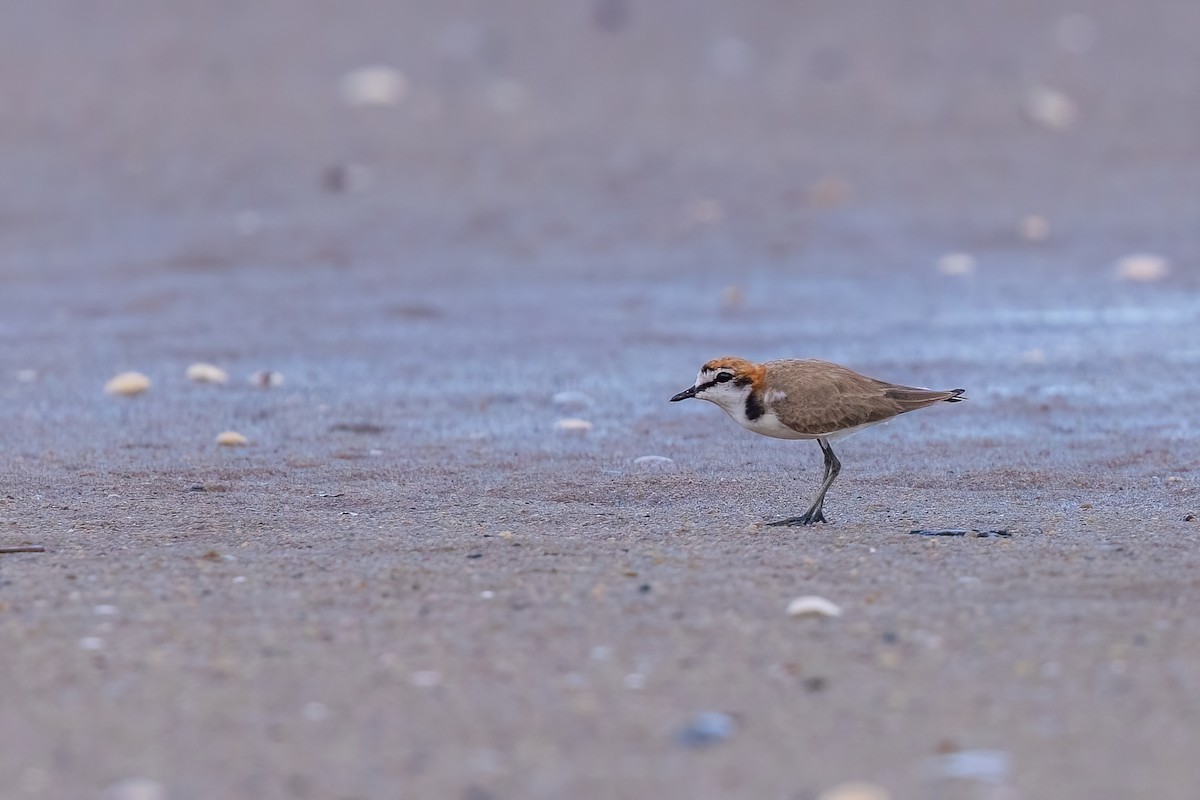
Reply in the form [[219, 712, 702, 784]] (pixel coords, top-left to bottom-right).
[[767, 359, 963, 436]]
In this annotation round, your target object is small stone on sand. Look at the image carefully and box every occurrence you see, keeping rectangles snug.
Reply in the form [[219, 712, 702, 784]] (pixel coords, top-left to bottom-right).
[[104, 372, 151, 396], [1116, 254, 1169, 282], [1024, 85, 1077, 131], [249, 370, 284, 388], [339, 66, 408, 107], [185, 363, 229, 384], [555, 418, 593, 432], [216, 431, 249, 447], [937, 253, 975, 276], [787, 595, 842, 618], [676, 711, 736, 747]]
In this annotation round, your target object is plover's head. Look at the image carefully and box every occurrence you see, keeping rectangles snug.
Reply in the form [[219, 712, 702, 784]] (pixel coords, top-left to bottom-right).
[[670, 356, 764, 411]]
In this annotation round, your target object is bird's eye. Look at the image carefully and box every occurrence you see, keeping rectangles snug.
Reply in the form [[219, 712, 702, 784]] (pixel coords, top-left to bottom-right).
[[715, 372, 733, 383]]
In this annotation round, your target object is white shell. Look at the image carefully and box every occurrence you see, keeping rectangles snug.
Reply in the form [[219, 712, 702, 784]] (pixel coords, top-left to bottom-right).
[[215, 431, 249, 447], [554, 418, 593, 432], [185, 363, 229, 384], [786, 595, 843, 618], [1116, 254, 1169, 282], [104, 372, 151, 396]]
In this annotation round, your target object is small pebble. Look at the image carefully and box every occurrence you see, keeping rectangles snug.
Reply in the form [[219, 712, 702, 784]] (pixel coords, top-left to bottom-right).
[[676, 712, 736, 747], [303, 701, 329, 722], [816, 782, 891, 800], [104, 372, 151, 396], [633, 455, 673, 466], [216, 431, 249, 447], [339, 66, 408, 107], [552, 390, 592, 408], [79, 637, 105, 650], [1116, 254, 1170, 282], [16, 369, 38, 383], [249, 370, 284, 388], [322, 163, 374, 193], [623, 673, 646, 690], [554, 418, 593, 432], [1018, 215, 1051, 242], [1024, 85, 1077, 131], [94, 605, 118, 615], [498, 530, 514, 539], [786, 595, 842, 618], [185, 363, 229, 384], [102, 778, 167, 800], [937, 253, 976, 276]]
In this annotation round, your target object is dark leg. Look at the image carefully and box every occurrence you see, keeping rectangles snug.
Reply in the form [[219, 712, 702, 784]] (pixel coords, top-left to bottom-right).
[[767, 439, 842, 526]]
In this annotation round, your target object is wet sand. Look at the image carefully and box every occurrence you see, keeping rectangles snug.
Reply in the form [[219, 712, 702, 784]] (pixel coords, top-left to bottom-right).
[[2, 2, 1199, 798]]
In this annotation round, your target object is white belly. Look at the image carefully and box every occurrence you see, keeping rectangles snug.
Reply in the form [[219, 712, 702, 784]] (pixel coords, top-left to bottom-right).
[[730, 409, 887, 442]]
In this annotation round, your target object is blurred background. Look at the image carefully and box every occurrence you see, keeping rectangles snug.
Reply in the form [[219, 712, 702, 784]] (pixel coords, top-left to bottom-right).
[[2, 2, 1199, 799]]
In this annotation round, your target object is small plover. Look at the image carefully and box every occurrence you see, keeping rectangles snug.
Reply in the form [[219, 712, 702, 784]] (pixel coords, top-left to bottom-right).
[[670, 357, 965, 526]]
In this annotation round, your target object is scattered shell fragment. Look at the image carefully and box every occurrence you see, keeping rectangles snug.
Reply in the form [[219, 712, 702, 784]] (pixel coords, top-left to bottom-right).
[[554, 418, 593, 432], [215, 431, 249, 447], [185, 363, 229, 384], [633, 455, 674, 466], [937, 253, 976, 276], [339, 66, 409, 107], [816, 781, 891, 800], [104, 372, 151, 396], [676, 712, 736, 747], [249, 370, 284, 388], [1018, 215, 1051, 242], [786, 595, 842, 618], [1116, 254, 1170, 282], [102, 778, 167, 800], [1024, 85, 1077, 131], [552, 390, 593, 408]]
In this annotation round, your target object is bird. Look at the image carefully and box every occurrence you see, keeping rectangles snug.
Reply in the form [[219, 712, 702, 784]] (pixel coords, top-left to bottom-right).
[[670, 357, 965, 526]]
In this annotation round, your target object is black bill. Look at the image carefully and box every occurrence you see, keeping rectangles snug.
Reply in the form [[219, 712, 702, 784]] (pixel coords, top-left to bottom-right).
[[670, 386, 698, 402]]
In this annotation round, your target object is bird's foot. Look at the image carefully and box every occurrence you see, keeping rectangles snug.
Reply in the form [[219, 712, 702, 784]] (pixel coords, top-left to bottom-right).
[[766, 508, 828, 527]]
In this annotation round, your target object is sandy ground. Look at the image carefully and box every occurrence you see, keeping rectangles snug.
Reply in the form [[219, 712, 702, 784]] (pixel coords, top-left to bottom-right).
[[2, 2, 1199, 798]]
